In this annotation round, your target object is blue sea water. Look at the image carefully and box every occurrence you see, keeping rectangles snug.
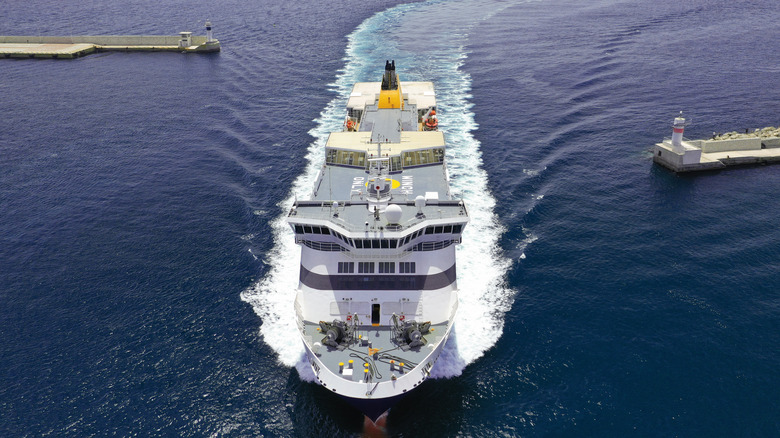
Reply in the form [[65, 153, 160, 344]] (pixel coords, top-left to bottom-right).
[[2, 0, 779, 436]]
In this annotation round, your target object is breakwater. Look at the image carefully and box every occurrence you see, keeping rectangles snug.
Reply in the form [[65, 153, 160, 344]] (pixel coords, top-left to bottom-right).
[[654, 119, 780, 172], [0, 25, 219, 58]]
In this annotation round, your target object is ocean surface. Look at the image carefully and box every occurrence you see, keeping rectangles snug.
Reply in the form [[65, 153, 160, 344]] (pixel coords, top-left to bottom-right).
[[2, 0, 779, 436]]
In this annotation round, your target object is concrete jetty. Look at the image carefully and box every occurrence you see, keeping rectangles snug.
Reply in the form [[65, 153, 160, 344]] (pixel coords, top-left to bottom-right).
[[0, 22, 219, 59], [653, 113, 780, 172]]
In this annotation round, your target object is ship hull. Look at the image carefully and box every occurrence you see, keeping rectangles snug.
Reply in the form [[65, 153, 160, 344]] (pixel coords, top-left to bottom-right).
[[287, 62, 468, 424]]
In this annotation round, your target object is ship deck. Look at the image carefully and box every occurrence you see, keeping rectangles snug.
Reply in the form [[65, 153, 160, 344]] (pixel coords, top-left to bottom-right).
[[290, 163, 467, 234], [312, 163, 450, 203], [302, 321, 449, 384]]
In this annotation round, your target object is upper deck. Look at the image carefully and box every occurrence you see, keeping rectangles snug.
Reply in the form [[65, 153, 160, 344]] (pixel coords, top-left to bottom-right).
[[288, 64, 465, 237], [289, 156, 467, 236], [347, 81, 436, 117]]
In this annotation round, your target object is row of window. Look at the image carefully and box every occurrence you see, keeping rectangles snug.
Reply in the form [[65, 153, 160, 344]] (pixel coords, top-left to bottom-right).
[[337, 262, 354, 273], [301, 237, 459, 253], [299, 239, 460, 255], [296, 225, 331, 235], [327, 276, 426, 290], [403, 148, 444, 167], [293, 224, 464, 250], [326, 149, 367, 168], [425, 224, 463, 235], [355, 239, 397, 249], [399, 262, 416, 273], [324, 147, 445, 170], [337, 262, 415, 274]]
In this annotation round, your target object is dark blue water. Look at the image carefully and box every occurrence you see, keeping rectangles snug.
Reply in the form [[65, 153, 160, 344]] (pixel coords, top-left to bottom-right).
[[2, 0, 779, 436]]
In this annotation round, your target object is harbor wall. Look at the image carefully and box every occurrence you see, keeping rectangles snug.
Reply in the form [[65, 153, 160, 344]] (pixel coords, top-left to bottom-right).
[[0, 35, 208, 46], [700, 138, 761, 153], [762, 138, 780, 148]]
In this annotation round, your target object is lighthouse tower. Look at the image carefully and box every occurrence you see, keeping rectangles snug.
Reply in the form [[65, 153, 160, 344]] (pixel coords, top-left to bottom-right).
[[205, 21, 214, 42], [671, 111, 687, 149]]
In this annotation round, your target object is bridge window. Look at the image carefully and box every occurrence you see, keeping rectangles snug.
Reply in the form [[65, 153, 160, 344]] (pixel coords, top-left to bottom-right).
[[338, 262, 354, 273], [325, 148, 367, 168], [399, 262, 416, 273], [401, 148, 445, 167], [390, 156, 403, 172]]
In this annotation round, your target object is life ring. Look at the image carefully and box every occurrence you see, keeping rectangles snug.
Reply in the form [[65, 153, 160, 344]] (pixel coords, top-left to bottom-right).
[[399, 315, 405, 321], [347, 314, 352, 322], [346, 119, 355, 131], [424, 118, 438, 130]]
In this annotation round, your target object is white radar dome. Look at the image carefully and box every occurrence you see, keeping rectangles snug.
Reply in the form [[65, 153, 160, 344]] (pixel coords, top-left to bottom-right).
[[415, 195, 426, 214], [385, 204, 403, 224]]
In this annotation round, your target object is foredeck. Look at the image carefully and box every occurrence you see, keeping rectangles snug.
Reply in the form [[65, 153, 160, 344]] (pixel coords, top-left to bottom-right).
[[302, 321, 449, 384]]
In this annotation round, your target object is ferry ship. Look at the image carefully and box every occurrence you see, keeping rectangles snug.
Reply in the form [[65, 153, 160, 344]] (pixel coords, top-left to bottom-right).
[[287, 61, 468, 421]]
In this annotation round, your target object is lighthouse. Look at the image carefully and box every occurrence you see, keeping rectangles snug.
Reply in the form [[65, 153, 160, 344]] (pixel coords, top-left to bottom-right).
[[653, 111, 703, 171], [671, 111, 687, 149], [205, 21, 214, 42]]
